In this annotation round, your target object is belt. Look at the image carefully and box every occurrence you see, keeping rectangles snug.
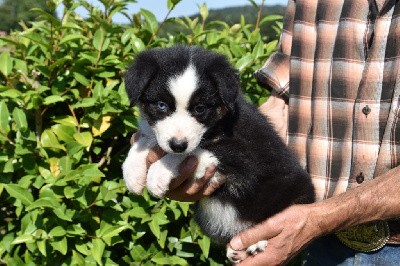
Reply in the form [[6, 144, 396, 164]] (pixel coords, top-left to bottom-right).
[[336, 220, 400, 252]]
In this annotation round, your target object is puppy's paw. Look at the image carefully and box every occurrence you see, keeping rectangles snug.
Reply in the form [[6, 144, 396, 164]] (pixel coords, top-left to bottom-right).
[[147, 161, 174, 198], [193, 150, 219, 179], [146, 154, 184, 198], [246, 240, 267, 255], [122, 145, 149, 195], [226, 246, 248, 264], [226, 240, 267, 264]]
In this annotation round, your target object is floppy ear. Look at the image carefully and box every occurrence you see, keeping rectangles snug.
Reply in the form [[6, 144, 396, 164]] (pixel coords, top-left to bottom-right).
[[208, 56, 241, 110], [125, 51, 159, 106]]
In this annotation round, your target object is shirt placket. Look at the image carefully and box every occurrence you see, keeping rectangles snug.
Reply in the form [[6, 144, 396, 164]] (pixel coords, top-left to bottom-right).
[[349, 5, 395, 189]]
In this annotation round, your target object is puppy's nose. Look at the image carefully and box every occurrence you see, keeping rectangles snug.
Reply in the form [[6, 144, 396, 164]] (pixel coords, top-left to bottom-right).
[[169, 137, 188, 153]]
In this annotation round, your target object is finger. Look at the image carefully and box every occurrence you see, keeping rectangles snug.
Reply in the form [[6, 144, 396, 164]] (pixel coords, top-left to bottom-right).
[[235, 246, 280, 266], [146, 146, 165, 168], [230, 219, 282, 251], [166, 164, 218, 202], [181, 165, 217, 195], [168, 156, 198, 191], [130, 131, 141, 145], [196, 166, 224, 196]]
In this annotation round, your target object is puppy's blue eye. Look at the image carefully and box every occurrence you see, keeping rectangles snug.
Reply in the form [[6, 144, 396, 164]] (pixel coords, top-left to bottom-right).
[[193, 104, 206, 115], [156, 101, 168, 111]]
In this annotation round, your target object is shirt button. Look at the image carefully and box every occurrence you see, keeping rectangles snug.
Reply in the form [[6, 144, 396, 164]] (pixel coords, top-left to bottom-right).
[[362, 105, 371, 117], [356, 172, 365, 184]]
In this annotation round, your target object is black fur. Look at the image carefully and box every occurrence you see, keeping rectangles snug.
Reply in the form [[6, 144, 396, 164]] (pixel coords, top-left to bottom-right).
[[125, 46, 315, 244]]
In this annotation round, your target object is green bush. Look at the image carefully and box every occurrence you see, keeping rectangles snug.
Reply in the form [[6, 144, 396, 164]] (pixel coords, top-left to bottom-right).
[[0, 0, 281, 264]]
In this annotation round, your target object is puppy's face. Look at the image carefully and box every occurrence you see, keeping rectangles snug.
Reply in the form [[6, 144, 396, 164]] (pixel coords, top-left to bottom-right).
[[125, 46, 240, 154]]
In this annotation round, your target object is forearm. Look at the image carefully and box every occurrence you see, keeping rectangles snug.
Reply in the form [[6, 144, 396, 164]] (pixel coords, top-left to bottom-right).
[[310, 166, 400, 236]]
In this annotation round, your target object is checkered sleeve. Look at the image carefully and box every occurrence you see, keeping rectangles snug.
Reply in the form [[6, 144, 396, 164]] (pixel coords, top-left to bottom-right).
[[254, 0, 295, 102]]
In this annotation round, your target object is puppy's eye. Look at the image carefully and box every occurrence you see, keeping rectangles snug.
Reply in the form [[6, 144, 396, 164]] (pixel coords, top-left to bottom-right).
[[156, 101, 169, 112], [193, 104, 207, 115]]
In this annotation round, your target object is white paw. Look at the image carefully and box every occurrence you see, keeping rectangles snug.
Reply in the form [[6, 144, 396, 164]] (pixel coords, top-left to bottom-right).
[[192, 150, 219, 179], [227, 246, 248, 264], [226, 240, 267, 264], [246, 240, 267, 255], [122, 142, 150, 195], [146, 154, 184, 198]]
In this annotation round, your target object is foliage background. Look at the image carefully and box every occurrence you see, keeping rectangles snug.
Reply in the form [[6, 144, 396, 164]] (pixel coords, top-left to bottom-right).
[[0, 0, 282, 264]]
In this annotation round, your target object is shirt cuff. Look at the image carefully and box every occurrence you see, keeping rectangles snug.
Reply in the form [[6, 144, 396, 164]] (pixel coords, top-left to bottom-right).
[[254, 52, 290, 102]]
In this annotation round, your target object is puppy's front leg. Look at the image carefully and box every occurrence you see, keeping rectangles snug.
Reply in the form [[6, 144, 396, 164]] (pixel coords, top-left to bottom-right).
[[122, 136, 152, 195], [146, 154, 185, 198]]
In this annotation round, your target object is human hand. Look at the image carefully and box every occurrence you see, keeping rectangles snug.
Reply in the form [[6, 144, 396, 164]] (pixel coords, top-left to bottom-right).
[[229, 204, 321, 266], [131, 132, 223, 202], [258, 92, 288, 140]]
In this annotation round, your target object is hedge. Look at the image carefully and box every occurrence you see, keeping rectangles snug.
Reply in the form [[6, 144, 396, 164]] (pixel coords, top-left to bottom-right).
[[0, 0, 282, 264]]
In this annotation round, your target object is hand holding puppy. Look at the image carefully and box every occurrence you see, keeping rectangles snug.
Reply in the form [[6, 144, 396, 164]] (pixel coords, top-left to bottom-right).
[[129, 132, 223, 202]]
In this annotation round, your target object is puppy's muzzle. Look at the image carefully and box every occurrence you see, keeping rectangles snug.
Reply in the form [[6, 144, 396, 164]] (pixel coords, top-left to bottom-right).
[[169, 137, 188, 153]]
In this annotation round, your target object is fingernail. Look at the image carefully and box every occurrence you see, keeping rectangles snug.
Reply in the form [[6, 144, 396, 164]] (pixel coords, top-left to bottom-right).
[[230, 237, 244, 251]]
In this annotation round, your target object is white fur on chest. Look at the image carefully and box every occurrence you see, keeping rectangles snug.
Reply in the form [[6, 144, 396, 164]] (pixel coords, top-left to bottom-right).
[[197, 197, 253, 240]]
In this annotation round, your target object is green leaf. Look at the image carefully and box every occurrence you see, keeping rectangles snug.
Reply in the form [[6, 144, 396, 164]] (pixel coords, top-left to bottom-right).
[[141, 9, 158, 33], [0, 88, 22, 99], [130, 36, 146, 53], [73, 132, 93, 147], [72, 98, 97, 108], [51, 236, 68, 255], [72, 250, 85, 265], [0, 52, 13, 77], [11, 234, 34, 245], [167, 0, 181, 10], [247, 0, 258, 8], [93, 28, 109, 52], [3, 184, 34, 206], [37, 240, 47, 256], [199, 4, 209, 21], [52, 124, 76, 143], [43, 95, 65, 105], [151, 254, 188, 265], [49, 226, 67, 238], [0, 100, 10, 134], [98, 222, 130, 245], [198, 236, 211, 257], [59, 34, 87, 45], [41, 129, 66, 150], [235, 53, 253, 72], [54, 116, 78, 127], [26, 197, 72, 221], [31, 7, 61, 26], [73, 72, 90, 86], [252, 41, 265, 59], [92, 238, 105, 265], [149, 218, 161, 239], [26, 197, 58, 210], [12, 107, 28, 131]]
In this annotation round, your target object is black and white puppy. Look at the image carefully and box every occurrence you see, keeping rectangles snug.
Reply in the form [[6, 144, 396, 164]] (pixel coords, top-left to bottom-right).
[[122, 46, 315, 263]]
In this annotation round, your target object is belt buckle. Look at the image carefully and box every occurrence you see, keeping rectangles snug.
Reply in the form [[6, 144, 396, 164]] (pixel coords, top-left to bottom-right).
[[336, 220, 390, 252]]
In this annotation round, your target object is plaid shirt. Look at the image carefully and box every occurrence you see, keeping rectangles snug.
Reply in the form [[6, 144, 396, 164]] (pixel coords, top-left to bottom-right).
[[255, 0, 400, 201]]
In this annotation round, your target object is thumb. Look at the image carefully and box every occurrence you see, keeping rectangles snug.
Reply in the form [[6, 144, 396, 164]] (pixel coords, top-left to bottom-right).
[[229, 218, 282, 251]]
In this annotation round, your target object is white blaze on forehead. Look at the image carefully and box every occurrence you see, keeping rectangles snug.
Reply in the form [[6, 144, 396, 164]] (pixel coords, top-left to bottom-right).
[[153, 64, 205, 154], [168, 64, 198, 109]]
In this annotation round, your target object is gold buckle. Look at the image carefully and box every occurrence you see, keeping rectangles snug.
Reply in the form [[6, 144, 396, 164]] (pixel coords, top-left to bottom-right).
[[336, 221, 390, 252]]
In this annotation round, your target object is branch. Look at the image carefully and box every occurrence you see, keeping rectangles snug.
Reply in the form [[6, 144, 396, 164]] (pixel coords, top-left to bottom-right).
[[147, 8, 174, 46], [255, 0, 265, 30]]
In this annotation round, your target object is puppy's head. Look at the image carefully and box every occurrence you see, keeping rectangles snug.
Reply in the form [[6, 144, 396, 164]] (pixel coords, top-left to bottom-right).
[[125, 46, 240, 154]]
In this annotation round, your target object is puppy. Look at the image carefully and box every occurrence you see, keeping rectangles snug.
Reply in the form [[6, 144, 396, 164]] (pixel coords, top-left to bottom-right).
[[122, 46, 315, 263]]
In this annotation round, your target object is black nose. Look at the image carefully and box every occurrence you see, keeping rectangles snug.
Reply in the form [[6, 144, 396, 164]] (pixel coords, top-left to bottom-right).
[[169, 138, 188, 153]]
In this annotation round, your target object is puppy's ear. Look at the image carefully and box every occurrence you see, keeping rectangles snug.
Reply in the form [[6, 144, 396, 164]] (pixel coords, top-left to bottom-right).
[[208, 56, 241, 110], [125, 51, 159, 106]]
